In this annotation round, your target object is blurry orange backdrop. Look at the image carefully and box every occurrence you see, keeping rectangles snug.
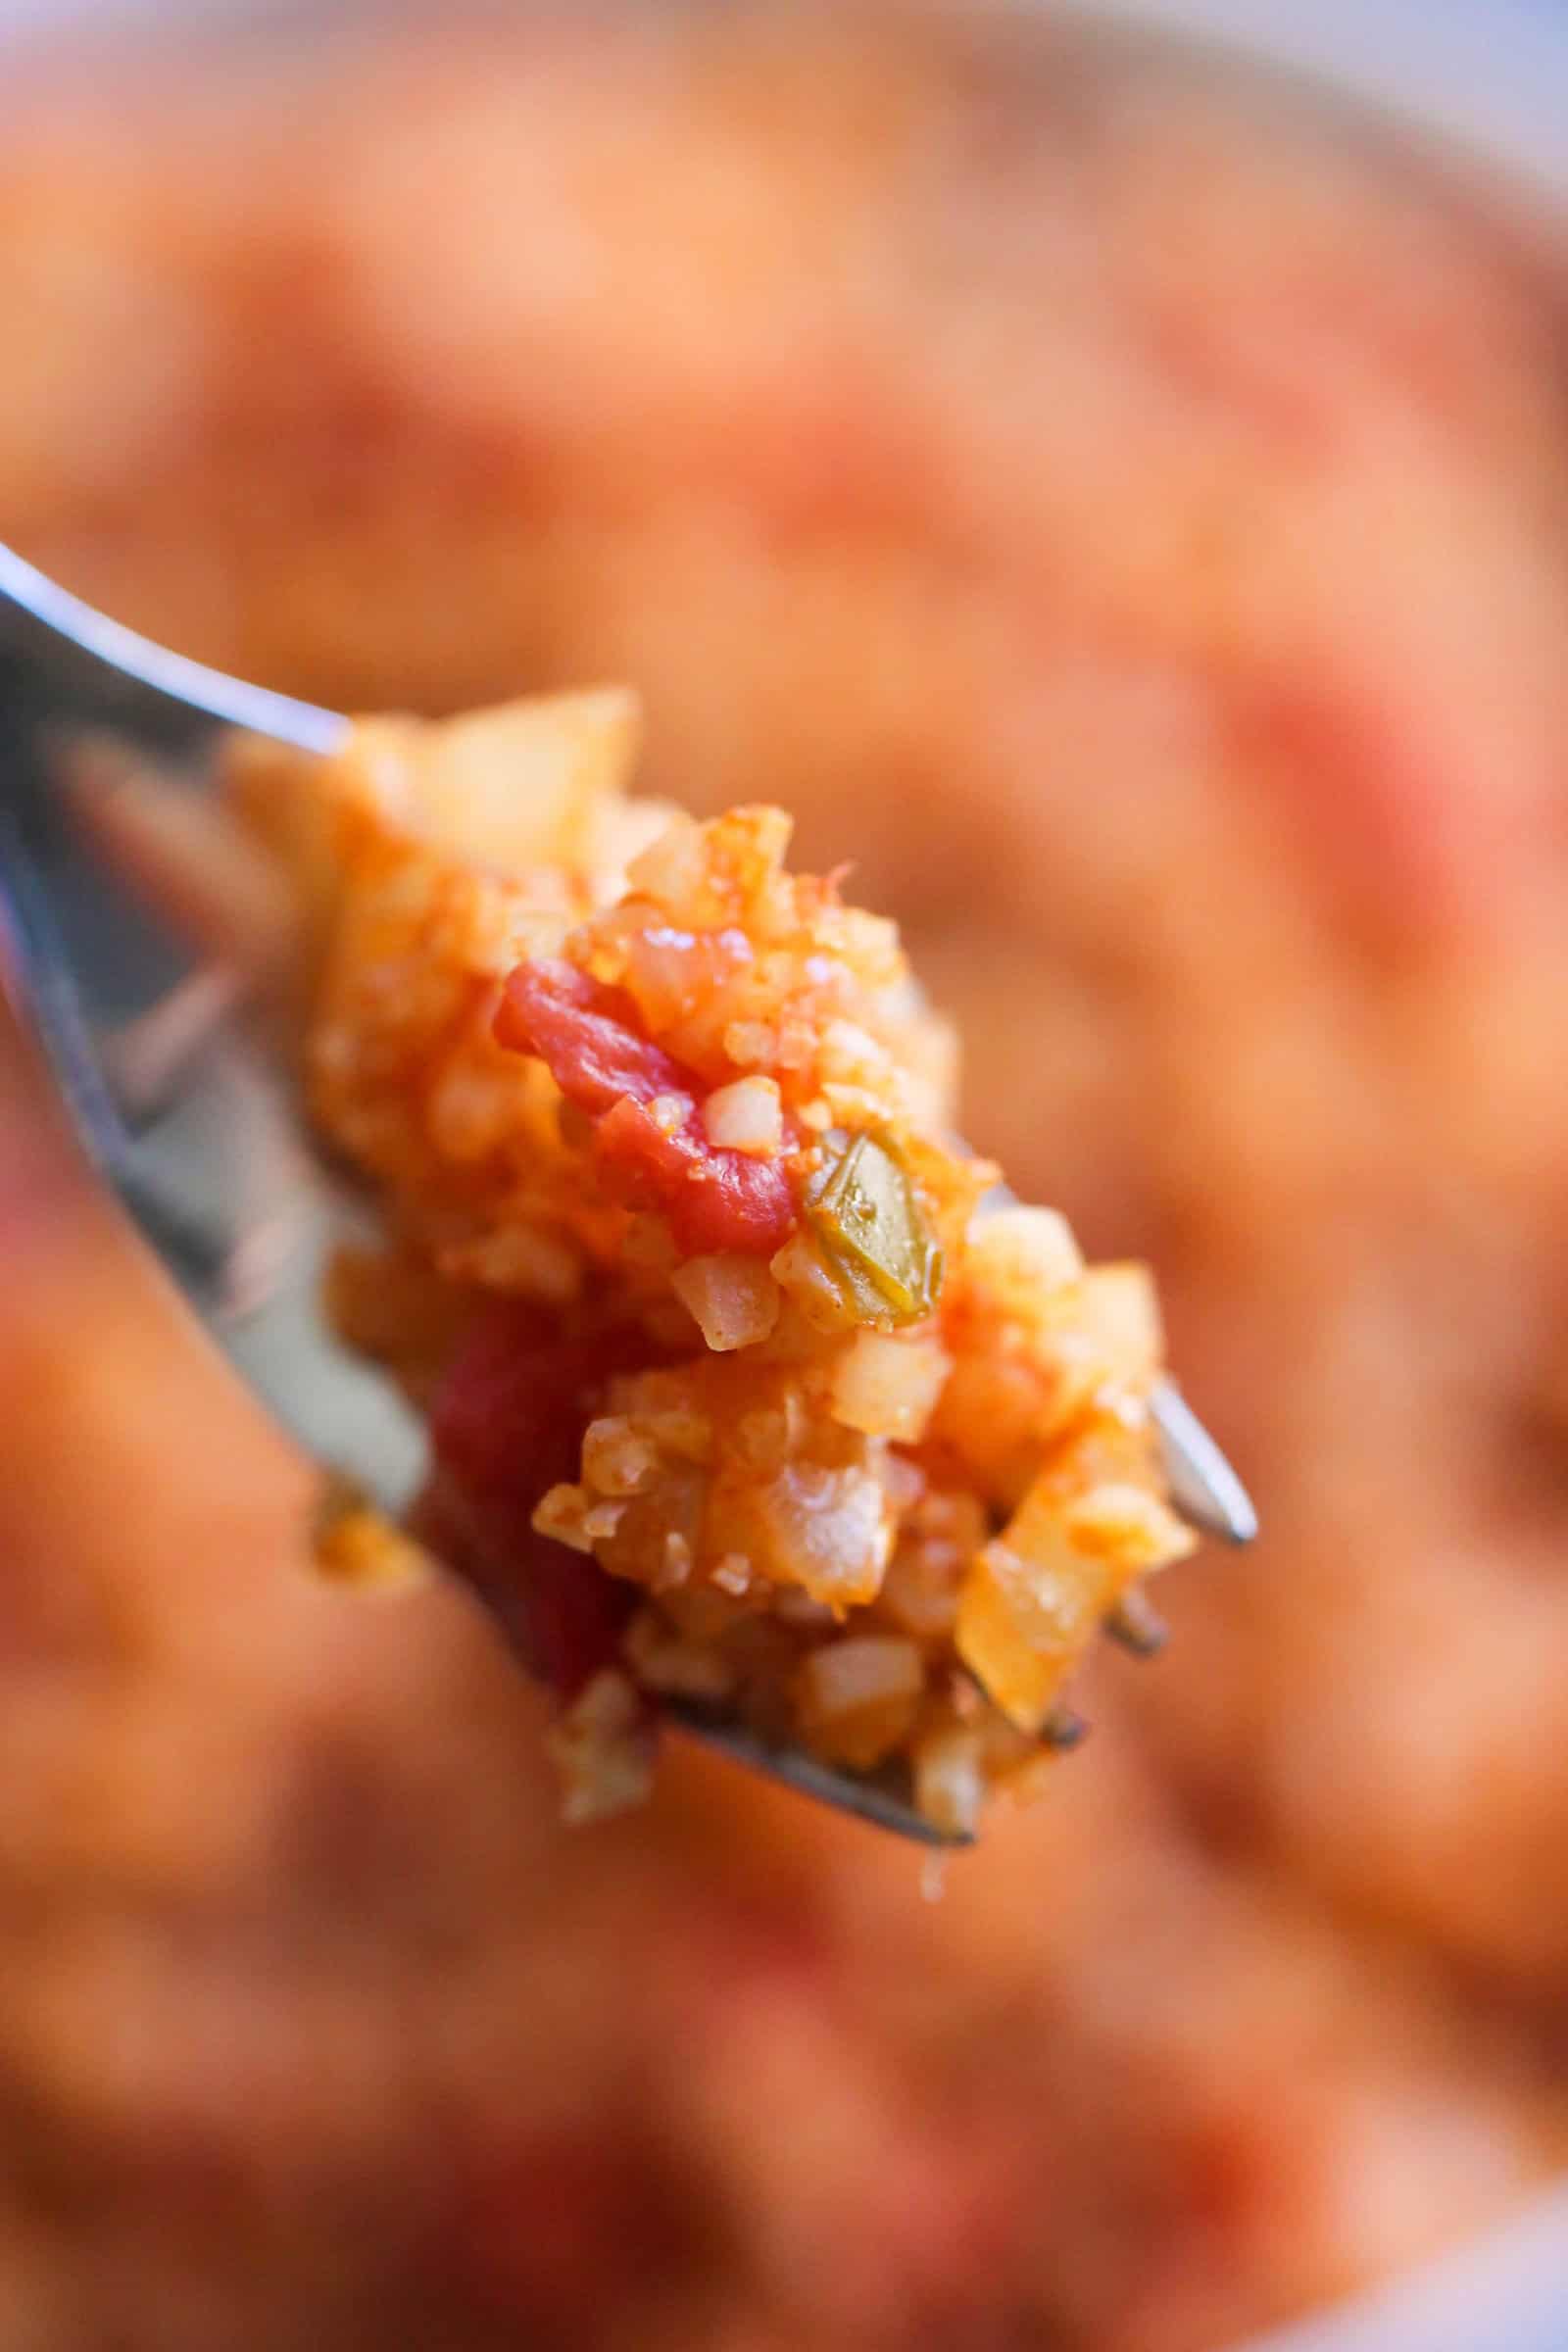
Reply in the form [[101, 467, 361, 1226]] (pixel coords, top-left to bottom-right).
[[2, 7, 1567, 2350]]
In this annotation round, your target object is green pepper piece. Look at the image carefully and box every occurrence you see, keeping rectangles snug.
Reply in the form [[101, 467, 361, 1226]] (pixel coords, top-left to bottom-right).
[[806, 1131, 943, 1324]]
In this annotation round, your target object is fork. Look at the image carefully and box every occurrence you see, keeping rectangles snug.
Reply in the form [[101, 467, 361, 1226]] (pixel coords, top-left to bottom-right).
[[0, 539, 1255, 1848]]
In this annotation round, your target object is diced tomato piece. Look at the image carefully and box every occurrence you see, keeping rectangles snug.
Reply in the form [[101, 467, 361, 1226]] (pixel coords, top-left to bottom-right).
[[505, 1533, 637, 1701], [594, 1092, 794, 1256], [419, 1307, 638, 1696], [418, 1479, 634, 1701], [497, 958, 797, 1255], [678, 1146, 796, 1257], [426, 1302, 578, 1509], [497, 959, 692, 1117], [593, 1094, 693, 1200]]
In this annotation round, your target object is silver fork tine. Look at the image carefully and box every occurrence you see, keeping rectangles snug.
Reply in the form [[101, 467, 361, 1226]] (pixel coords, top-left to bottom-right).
[[1152, 1382, 1258, 1545], [663, 1703, 972, 1847], [969, 1171, 1257, 1547], [0, 805, 130, 1165], [0, 801, 432, 1505]]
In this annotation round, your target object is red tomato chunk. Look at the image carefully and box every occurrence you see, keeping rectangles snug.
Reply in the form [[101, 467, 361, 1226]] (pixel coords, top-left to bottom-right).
[[497, 959, 796, 1255], [421, 1306, 638, 1695]]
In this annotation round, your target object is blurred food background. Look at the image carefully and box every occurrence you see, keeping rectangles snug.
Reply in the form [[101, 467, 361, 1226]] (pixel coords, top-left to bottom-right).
[[2, 3, 1568, 2347]]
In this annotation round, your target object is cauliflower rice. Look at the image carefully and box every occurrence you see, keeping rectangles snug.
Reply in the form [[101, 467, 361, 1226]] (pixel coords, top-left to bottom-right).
[[230, 692, 1199, 1833]]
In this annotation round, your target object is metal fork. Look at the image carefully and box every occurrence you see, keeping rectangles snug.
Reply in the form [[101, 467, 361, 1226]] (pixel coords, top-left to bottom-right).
[[0, 540, 1254, 1848]]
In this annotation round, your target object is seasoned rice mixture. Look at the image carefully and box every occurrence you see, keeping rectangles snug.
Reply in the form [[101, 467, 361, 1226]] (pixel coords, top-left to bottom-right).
[[234, 700, 1197, 1832]]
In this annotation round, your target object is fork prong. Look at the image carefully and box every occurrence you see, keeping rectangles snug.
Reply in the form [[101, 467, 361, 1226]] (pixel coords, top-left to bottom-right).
[[662, 1699, 975, 1849], [103, 964, 244, 1123], [0, 809, 131, 1167], [969, 1175, 1254, 1547], [1151, 1380, 1257, 1545], [1105, 1584, 1169, 1657], [59, 729, 293, 975]]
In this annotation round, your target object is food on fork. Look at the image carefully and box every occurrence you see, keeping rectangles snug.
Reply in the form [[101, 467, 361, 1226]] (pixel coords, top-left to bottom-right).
[[228, 691, 1201, 1834]]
